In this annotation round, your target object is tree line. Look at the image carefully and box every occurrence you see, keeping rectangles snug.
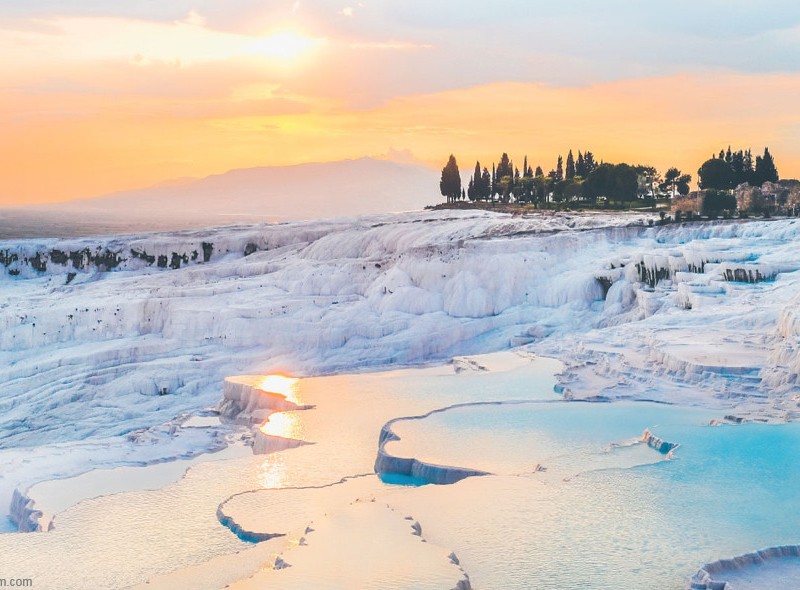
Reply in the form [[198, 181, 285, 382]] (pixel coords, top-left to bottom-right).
[[439, 145, 780, 209], [440, 150, 682, 206], [697, 147, 778, 190]]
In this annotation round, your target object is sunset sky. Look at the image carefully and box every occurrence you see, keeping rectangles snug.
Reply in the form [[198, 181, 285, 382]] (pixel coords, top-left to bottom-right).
[[2, 0, 800, 205]]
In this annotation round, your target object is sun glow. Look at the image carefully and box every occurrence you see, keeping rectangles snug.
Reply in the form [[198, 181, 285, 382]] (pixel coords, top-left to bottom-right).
[[257, 374, 300, 402], [259, 411, 303, 439], [249, 31, 322, 62]]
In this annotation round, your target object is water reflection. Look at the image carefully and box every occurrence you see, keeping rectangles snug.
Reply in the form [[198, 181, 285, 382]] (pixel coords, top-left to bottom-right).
[[257, 375, 300, 404], [259, 411, 304, 440], [256, 454, 290, 489]]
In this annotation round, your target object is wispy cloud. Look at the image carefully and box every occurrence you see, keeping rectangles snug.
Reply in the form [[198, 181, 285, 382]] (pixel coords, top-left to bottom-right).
[[349, 41, 433, 50], [2, 1, 800, 204]]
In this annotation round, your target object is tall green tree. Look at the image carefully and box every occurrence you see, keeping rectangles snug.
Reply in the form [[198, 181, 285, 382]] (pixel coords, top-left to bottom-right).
[[715, 146, 760, 186], [730, 150, 747, 186], [480, 167, 492, 201], [497, 174, 513, 203], [439, 154, 462, 203], [566, 150, 576, 179], [554, 178, 584, 202], [611, 164, 638, 202], [497, 153, 513, 179], [556, 155, 564, 181], [490, 154, 511, 203], [467, 161, 481, 201], [576, 151, 586, 177], [754, 147, 779, 185], [583, 151, 597, 174], [584, 163, 612, 203], [467, 178, 476, 201], [661, 167, 692, 197], [744, 149, 754, 184], [584, 163, 638, 203], [512, 167, 521, 202], [533, 173, 552, 203], [698, 158, 735, 190], [520, 171, 534, 203]]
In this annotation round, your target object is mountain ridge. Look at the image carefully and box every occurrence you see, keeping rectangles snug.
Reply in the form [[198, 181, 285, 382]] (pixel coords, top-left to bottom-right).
[[1, 157, 439, 238]]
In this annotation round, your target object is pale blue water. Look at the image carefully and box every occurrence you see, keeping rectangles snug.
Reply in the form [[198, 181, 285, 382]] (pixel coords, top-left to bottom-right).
[[389, 401, 717, 477], [378, 473, 429, 486], [387, 401, 800, 588]]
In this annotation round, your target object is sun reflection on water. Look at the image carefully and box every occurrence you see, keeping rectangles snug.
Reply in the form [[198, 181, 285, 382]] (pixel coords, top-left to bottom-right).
[[256, 453, 289, 489], [257, 374, 300, 403], [260, 411, 303, 439], [253, 373, 307, 487]]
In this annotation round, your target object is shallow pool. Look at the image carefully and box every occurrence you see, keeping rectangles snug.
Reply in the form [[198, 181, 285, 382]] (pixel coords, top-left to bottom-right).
[[383, 400, 800, 588], [2, 352, 798, 589]]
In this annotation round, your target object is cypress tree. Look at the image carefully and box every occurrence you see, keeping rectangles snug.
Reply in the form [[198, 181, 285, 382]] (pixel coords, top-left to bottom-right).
[[467, 162, 480, 201], [757, 147, 778, 184], [439, 154, 462, 203], [535, 165, 543, 177], [494, 154, 513, 203], [584, 152, 596, 174], [744, 149, 755, 185], [556, 155, 564, 181], [481, 167, 491, 201], [497, 153, 512, 178], [512, 167, 521, 201], [731, 150, 746, 186], [566, 150, 576, 179], [576, 151, 586, 177]]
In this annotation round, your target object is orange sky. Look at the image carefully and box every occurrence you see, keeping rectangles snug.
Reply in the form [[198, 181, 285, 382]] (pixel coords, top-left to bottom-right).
[[2, 7, 800, 205]]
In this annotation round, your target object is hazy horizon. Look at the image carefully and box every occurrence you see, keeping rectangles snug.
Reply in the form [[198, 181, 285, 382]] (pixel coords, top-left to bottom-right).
[[0, 157, 439, 238]]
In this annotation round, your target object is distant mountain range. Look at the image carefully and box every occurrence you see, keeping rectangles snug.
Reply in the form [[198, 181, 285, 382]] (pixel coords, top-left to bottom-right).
[[0, 158, 439, 238]]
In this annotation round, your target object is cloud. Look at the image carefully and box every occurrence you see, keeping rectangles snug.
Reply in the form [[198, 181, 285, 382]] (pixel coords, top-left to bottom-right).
[[349, 41, 433, 50], [4, 2, 800, 84], [3, 2, 800, 205], [180, 10, 206, 27]]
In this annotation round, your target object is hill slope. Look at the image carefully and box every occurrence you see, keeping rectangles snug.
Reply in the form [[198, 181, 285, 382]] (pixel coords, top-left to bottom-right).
[[1, 158, 439, 237]]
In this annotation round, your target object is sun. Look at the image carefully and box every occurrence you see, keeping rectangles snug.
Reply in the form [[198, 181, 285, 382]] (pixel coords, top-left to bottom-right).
[[249, 30, 322, 63]]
